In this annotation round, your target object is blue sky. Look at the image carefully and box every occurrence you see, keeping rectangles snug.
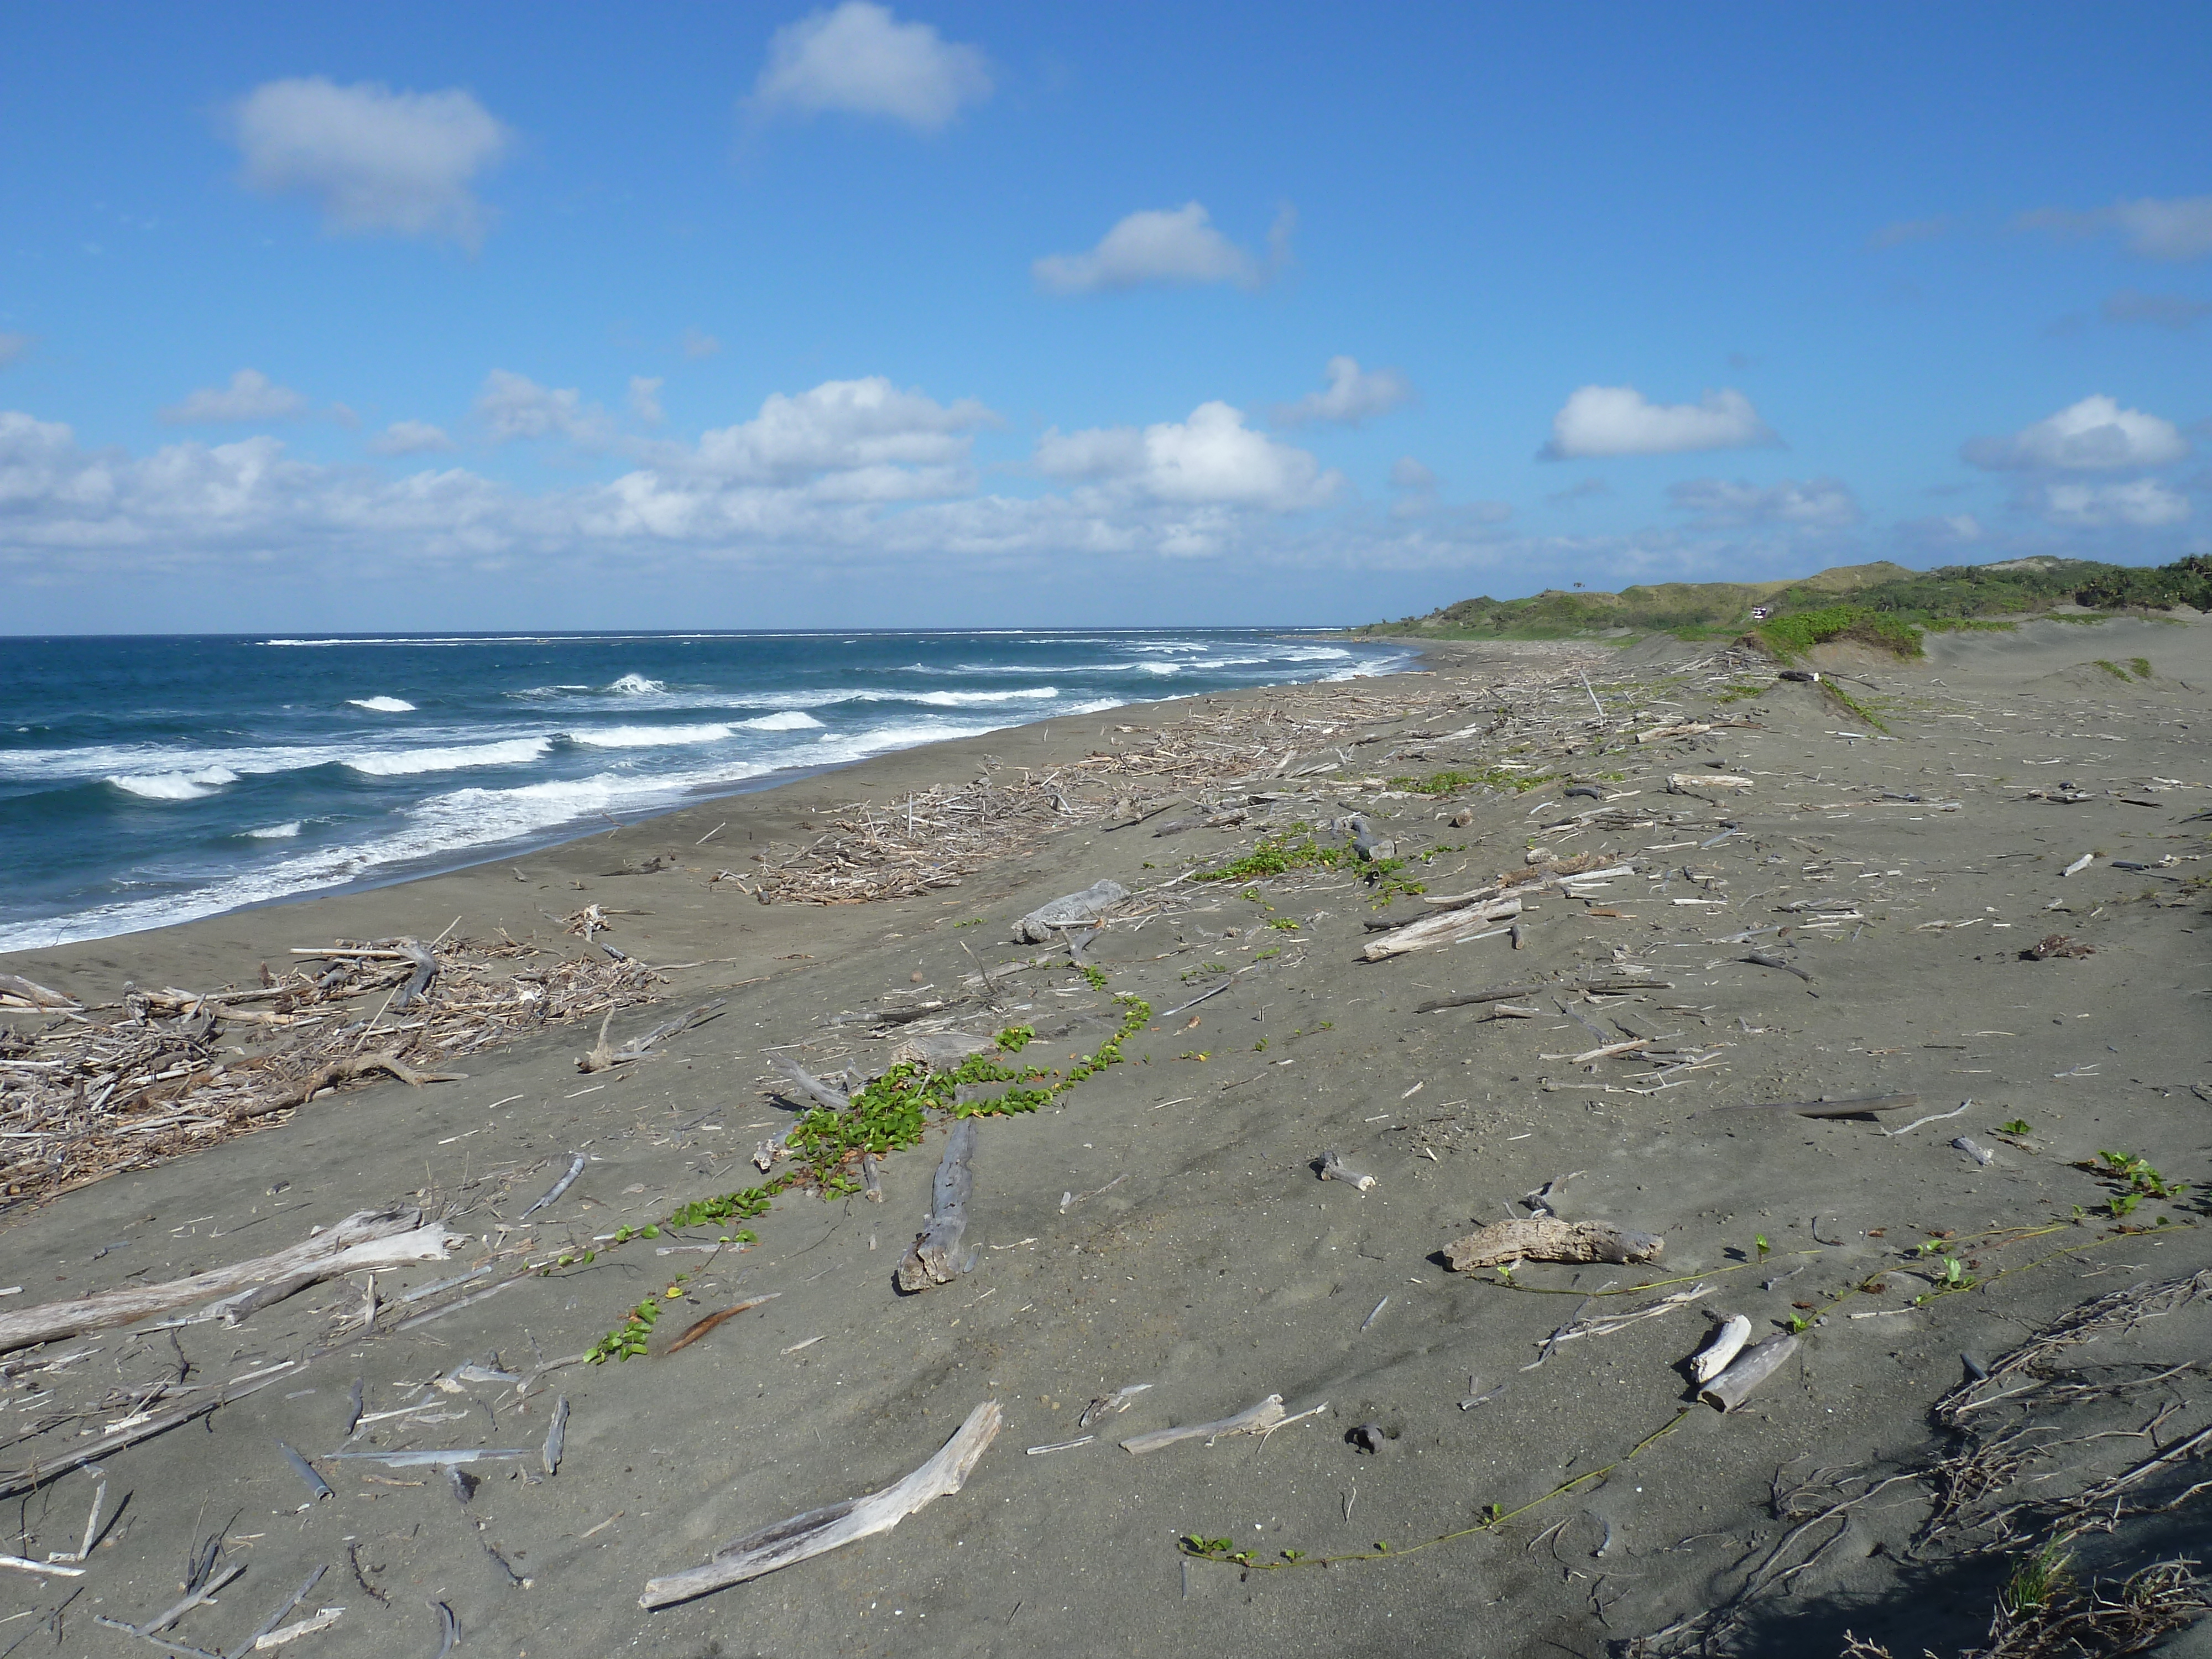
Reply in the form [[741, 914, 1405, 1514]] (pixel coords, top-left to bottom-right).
[[2, 2, 2206, 633]]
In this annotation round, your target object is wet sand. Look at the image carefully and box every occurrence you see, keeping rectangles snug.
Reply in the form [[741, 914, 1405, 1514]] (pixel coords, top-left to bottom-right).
[[2, 615, 2207, 1658]]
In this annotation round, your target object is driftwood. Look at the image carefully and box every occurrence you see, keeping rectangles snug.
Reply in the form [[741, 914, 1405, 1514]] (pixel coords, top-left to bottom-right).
[[541, 1397, 570, 1475], [518, 1153, 586, 1220], [1318, 1151, 1376, 1192], [639, 1400, 1003, 1608], [1700, 1332, 1798, 1411], [1689, 1314, 1752, 1384], [1120, 1394, 1291, 1454], [0, 1368, 291, 1499], [1444, 1218, 1664, 1273], [1415, 976, 1672, 1015], [0, 1208, 454, 1354], [1709, 1094, 1918, 1119], [768, 1053, 848, 1110], [659, 1293, 781, 1358], [890, 1031, 995, 1071], [896, 1121, 976, 1292], [389, 938, 439, 1011], [1013, 880, 1127, 944], [1361, 896, 1522, 962], [235, 1051, 464, 1121], [0, 973, 79, 1009], [580, 999, 726, 1073], [1743, 952, 1814, 983]]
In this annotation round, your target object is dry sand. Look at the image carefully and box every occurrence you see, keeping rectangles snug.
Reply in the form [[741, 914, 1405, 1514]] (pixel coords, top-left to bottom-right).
[[2, 615, 2208, 1658]]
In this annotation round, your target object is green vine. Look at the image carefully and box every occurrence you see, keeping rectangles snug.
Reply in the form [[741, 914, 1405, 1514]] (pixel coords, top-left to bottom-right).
[[582, 1000, 1152, 1359]]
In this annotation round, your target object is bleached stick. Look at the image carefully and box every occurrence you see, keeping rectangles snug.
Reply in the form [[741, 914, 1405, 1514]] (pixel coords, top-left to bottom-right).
[[0, 1210, 455, 1355], [1120, 1394, 1287, 1454], [639, 1401, 1003, 1608], [1700, 1333, 1798, 1412]]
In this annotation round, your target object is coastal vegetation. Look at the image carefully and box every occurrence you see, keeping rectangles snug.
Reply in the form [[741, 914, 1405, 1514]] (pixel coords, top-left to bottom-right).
[[1354, 554, 2212, 650]]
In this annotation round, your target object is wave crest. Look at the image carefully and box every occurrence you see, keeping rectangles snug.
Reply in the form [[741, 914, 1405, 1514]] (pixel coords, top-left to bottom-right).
[[345, 738, 552, 776]]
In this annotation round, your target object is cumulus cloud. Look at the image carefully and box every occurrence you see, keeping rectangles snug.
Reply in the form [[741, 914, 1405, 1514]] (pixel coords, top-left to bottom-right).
[[1272, 357, 1414, 427], [1033, 202, 1292, 295], [2020, 195, 2212, 263], [629, 376, 666, 426], [660, 376, 995, 491], [752, 2, 990, 131], [368, 420, 455, 456], [1389, 457, 1437, 492], [1963, 394, 2189, 471], [160, 368, 310, 425], [2041, 478, 2190, 529], [1667, 476, 1861, 530], [475, 371, 614, 446], [229, 77, 514, 250], [0, 333, 29, 368], [681, 327, 722, 360], [1898, 512, 1984, 546], [2102, 290, 2212, 331], [1035, 401, 1339, 510], [1540, 385, 1776, 460]]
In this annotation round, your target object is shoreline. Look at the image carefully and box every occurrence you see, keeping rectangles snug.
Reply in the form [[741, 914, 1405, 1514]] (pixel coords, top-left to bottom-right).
[[1, 617, 2206, 1657]]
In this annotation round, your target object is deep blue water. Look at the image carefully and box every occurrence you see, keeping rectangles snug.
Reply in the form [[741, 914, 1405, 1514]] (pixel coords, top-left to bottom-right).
[[0, 629, 1406, 951]]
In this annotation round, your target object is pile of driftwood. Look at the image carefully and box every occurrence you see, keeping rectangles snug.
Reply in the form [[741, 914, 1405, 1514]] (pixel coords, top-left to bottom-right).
[[714, 648, 1771, 909], [0, 938, 661, 1210]]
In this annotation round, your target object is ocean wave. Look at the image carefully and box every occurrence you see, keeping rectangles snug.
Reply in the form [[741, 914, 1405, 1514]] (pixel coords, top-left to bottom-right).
[[246, 821, 302, 838], [108, 765, 239, 800], [606, 674, 665, 695], [343, 737, 552, 776], [347, 696, 416, 712], [905, 687, 1058, 706], [737, 711, 825, 730], [568, 723, 733, 749]]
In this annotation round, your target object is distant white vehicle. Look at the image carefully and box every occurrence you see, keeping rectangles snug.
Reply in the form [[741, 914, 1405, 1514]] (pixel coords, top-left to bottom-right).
[[1749, 605, 1773, 620]]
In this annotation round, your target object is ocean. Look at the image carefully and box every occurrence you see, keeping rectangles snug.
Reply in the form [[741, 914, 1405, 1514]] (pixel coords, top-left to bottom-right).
[[0, 629, 1408, 952]]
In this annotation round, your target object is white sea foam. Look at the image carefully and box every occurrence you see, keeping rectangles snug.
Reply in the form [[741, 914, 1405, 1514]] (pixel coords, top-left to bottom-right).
[[108, 765, 240, 800], [568, 723, 733, 749], [247, 821, 302, 838], [343, 737, 552, 776], [904, 687, 1058, 706], [347, 696, 416, 712], [606, 674, 665, 695], [737, 711, 825, 730]]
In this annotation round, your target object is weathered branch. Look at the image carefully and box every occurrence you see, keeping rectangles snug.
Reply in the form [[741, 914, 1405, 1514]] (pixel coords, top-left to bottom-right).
[[896, 1121, 977, 1293]]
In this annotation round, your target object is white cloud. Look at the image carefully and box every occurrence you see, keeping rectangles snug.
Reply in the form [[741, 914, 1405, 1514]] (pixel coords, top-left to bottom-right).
[[159, 368, 310, 425], [664, 377, 995, 489], [752, 2, 990, 131], [1033, 202, 1291, 295], [475, 370, 614, 446], [1389, 457, 1437, 492], [681, 327, 721, 360], [1273, 357, 1414, 427], [1667, 476, 1861, 530], [2103, 290, 2212, 331], [368, 420, 455, 456], [2021, 195, 2212, 263], [1035, 401, 1340, 509], [629, 376, 666, 426], [0, 333, 29, 367], [1963, 394, 2189, 471], [1540, 385, 1776, 459], [229, 77, 514, 250], [2041, 478, 2191, 529]]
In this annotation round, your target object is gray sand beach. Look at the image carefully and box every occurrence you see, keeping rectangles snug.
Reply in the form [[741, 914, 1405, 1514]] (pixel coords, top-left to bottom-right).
[[3, 614, 2208, 1659]]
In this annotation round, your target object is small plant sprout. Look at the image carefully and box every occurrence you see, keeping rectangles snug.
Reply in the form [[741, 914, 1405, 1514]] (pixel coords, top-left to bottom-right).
[[1999, 1119, 2033, 1136], [1754, 1234, 1770, 1259]]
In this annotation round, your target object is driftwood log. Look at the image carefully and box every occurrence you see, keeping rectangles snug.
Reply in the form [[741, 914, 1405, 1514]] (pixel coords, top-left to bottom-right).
[[1318, 1151, 1376, 1192], [0, 1208, 455, 1354], [896, 1121, 977, 1292], [1120, 1394, 1289, 1454], [1443, 1218, 1664, 1274], [1361, 896, 1522, 962], [639, 1400, 1003, 1607], [768, 1053, 849, 1110], [1700, 1332, 1798, 1411], [890, 1031, 996, 1071], [233, 1052, 464, 1121], [1013, 880, 1127, 943], [1689, 1313, 1752, 1384], [0, 974, 79, 1010]]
